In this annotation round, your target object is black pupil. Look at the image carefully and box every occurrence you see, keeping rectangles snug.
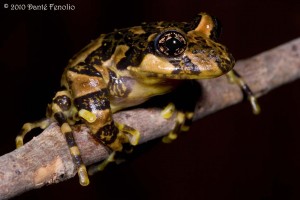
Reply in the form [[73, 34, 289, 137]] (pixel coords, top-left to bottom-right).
[[165, 37, 184, 55], [156, 31, 187, 57]]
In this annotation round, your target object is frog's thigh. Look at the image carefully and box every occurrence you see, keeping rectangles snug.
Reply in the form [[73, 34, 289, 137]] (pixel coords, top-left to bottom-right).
[[226, 70, 260, 114]]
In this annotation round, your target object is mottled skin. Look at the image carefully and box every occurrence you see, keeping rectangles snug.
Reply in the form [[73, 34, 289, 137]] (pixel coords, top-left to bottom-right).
[[16, 12, 259, 186]]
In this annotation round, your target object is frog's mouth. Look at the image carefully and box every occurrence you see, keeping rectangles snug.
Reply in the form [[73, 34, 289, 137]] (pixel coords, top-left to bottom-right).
[[127, 53, 234, 79]]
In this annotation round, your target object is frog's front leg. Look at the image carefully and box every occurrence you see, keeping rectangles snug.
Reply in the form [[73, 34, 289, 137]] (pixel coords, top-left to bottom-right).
[[226, 70, 261, 114], [75, 93, 139, 175], [66, 65, 140, 175], [161, 103, 194, 143]]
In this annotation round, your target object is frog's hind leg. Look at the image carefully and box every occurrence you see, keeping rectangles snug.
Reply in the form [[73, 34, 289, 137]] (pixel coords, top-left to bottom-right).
[[160, 81, 199, 143], [226, 70, 261, 114], [16, 118, 53, 148], [66, 64, 140, 176], [51, 90, 89, 186], [54, 112, 89, 186], [88, 122, 140, 175]]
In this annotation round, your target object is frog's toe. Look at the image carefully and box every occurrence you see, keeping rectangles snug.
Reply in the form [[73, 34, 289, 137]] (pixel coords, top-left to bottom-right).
[[15, 136, 24, 148], [162, 111, 194, 143], [128, 129, 140, 146], [16, 119, 52, 148], [78, 165, 90, 186], [249, 96, 261, 115], [162, 131, 178, 143], [161, 103, 175, 119], [88, 151, 116, 175], [115, 122, 140, 146]]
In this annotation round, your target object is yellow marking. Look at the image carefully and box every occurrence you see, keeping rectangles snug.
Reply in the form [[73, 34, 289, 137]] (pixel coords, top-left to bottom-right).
[[108, 141, 123, 152], [88, 152, 116, 175], [226, 70, 239, 84], [115, 122, 124, 130], [250, 96, 261, 115], [40, 120, 51, 129], [51, 104, 62, 114], [147, 33, 158, 42], [129, 26, 146, 35], [226, 70, 261, 115], [161, 103, 175, 119], [176, 112, 185, 124], [54, 90, 71, 98], [110, 45, 130, 67], [185, 112, 194, 120], [16, 136, 23, 148], [70, 146, 81, 156], [130, 54, 175, 75], [79, 109, 97, 123], [16, 119, 52, 148], [78, 165, 90, 186], [181, 125, 190, 132], [115, 122, 140, 146], [67, 34, 105, 67], [162, 132, 178, 143], [128, 129, 140, 146], [61, 123, 72, 133], [66, 71, 107, 98]]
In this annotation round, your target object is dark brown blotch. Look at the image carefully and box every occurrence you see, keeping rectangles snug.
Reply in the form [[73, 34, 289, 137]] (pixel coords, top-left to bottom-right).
[[54, 95, 71, 111], [74, 90, 110, 112], [94, 122, 119, 145]]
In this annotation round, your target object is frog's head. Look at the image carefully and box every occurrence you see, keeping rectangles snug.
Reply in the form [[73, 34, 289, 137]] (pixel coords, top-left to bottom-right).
[[127, 12, 235, 79]]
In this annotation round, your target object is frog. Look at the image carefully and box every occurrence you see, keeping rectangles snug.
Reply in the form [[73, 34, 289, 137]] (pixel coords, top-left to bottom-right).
[[15, 12, 260, 186]]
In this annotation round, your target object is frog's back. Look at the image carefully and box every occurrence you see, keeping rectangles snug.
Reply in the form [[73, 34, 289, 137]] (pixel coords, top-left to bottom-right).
[[65, 19, 196, 70]]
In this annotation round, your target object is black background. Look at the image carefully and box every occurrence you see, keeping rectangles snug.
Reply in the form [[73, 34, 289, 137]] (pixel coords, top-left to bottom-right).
[[1, 0, 300, 199]]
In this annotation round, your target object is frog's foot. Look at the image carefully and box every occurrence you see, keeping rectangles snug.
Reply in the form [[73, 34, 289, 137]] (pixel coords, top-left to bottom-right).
[[16, 118, 52, 148], [88, 151, 117, 175], [88, 124, 140, 175], [161, 103, 178, 143], [226, 70, 261, 115], [161, 103, 176, 119], [162, 111, 194, 143], [115, 122, 140, 146]]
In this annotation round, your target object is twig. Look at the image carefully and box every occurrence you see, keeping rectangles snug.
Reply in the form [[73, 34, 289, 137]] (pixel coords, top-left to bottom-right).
[[0, 38, 299, 199]]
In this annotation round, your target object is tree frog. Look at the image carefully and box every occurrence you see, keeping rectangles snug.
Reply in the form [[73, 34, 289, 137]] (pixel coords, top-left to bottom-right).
[[16, 12, 260, 186]]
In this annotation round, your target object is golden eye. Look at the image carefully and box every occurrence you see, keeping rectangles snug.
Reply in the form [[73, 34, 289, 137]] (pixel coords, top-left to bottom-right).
[[155, 30, 187, 57]]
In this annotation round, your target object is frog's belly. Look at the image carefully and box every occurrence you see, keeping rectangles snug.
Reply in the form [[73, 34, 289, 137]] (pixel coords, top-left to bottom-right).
[[110, 83, 175, 113]]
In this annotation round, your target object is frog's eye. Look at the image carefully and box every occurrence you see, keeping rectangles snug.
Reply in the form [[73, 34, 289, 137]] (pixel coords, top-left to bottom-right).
[[154, 30, 187, 57]]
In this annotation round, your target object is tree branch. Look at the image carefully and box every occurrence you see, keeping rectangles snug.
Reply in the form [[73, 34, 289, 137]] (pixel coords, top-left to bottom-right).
[[0, 38, 299, 199]]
